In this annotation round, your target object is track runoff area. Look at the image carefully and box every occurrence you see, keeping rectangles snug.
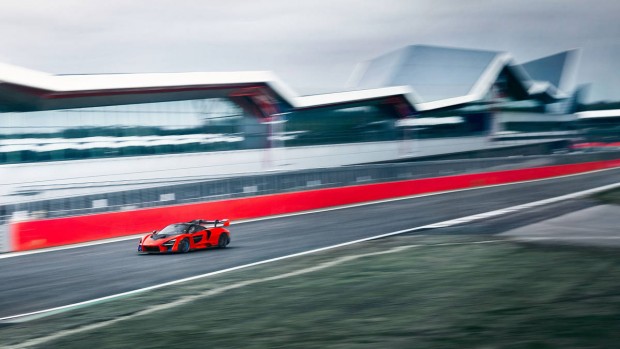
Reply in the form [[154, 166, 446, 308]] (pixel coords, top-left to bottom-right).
[[1, 166, 620, 327]]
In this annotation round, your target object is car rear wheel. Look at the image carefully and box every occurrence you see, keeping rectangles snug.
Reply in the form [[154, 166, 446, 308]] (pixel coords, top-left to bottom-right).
[[178, 238, 190, 253], [218, 234, 229, 248]]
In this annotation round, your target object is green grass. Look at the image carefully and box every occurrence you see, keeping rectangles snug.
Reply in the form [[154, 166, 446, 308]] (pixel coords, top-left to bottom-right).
[[3, 235, 620, 349], [593, 187, 620, 205]]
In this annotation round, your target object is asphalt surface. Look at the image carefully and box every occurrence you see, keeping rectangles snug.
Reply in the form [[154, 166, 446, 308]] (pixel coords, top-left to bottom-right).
[[501, 204, 620, 247], [1, 168, 620, 319]]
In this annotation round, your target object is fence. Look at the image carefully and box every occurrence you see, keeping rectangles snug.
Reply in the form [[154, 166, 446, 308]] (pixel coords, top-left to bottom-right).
[[3, 150, 620, 226], [4, 150, 620, 252]]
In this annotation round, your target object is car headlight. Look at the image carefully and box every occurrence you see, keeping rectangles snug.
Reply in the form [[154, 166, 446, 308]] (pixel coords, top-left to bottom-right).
[[162, 239, 176, 247]]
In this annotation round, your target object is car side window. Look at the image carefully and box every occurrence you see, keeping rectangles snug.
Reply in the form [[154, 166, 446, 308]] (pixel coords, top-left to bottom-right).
[[193, 226, 207, 233]]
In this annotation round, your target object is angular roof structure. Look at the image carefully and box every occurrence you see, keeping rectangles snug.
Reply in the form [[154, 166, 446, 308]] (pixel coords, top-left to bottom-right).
[[522, 50, 578, 92], [351, 45, 577, 111], [0, 45, 579, 117], [353, 45, 503, 103]]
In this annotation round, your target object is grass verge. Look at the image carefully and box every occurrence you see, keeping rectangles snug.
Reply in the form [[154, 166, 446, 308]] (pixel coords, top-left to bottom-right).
[[593, 187, 620, 205], [2, 235, 620, 349]]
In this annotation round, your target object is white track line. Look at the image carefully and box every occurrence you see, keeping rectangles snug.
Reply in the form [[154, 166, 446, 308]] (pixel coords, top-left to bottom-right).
[[2, 166, 620, 259], [2, 179, 620, 323]]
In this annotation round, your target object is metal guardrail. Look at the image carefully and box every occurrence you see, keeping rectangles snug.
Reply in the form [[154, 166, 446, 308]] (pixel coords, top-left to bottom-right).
[[2, 150, 620, 224]]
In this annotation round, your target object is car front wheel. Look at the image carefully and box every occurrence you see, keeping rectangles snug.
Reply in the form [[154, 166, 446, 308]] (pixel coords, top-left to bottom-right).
[[178, 238, 190, 253]]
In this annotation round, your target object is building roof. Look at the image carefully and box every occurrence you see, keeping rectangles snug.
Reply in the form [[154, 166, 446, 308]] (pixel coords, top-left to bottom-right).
[[0, 45, 578, 115], [576, 109, 620, 119], [351, 45, 577, 110], [521, 49, 579, 93], [353, 45, 502, 103]]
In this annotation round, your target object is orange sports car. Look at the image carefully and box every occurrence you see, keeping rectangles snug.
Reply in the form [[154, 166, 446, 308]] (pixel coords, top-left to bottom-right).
[[138, 219, 231, 253]]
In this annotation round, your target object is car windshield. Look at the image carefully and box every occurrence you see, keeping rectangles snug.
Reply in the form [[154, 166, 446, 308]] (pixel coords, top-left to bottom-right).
[[157, 223, 189, 236]]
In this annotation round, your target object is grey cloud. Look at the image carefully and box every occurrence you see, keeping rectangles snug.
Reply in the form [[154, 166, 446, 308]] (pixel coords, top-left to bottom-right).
[[0, 0, 619, 101]]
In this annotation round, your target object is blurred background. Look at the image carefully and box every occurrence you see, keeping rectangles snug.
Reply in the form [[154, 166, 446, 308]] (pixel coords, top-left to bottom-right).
[[1, 1, 620, 224], [2, 1, 620, 347]]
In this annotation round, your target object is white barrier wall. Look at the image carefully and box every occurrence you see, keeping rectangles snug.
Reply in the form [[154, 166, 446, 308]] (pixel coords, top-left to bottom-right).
[[0, 136, 538, 201], [0, 224, 9, 253]]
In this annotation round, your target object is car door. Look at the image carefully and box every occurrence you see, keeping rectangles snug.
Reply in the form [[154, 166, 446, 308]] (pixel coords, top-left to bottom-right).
[[190, 225, 208, 248]]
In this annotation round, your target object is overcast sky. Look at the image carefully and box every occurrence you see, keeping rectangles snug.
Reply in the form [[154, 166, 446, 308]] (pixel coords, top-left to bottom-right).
[[0, 0, 619, 102]]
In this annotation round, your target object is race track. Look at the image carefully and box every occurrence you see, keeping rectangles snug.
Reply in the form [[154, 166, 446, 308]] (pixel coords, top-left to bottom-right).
[[1, 167, 620, 319]]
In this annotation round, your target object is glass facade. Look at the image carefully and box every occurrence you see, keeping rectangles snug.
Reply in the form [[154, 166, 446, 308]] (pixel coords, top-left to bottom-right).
[[0, 98, 250, 164], [0, 98, 418, 164], [0, 83, 574, 165], [578, 117, 620, 142], [284, 105, 400, 147]]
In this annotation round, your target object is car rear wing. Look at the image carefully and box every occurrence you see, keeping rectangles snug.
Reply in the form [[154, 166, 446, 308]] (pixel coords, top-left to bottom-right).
[[190, 219, 231, 227]]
